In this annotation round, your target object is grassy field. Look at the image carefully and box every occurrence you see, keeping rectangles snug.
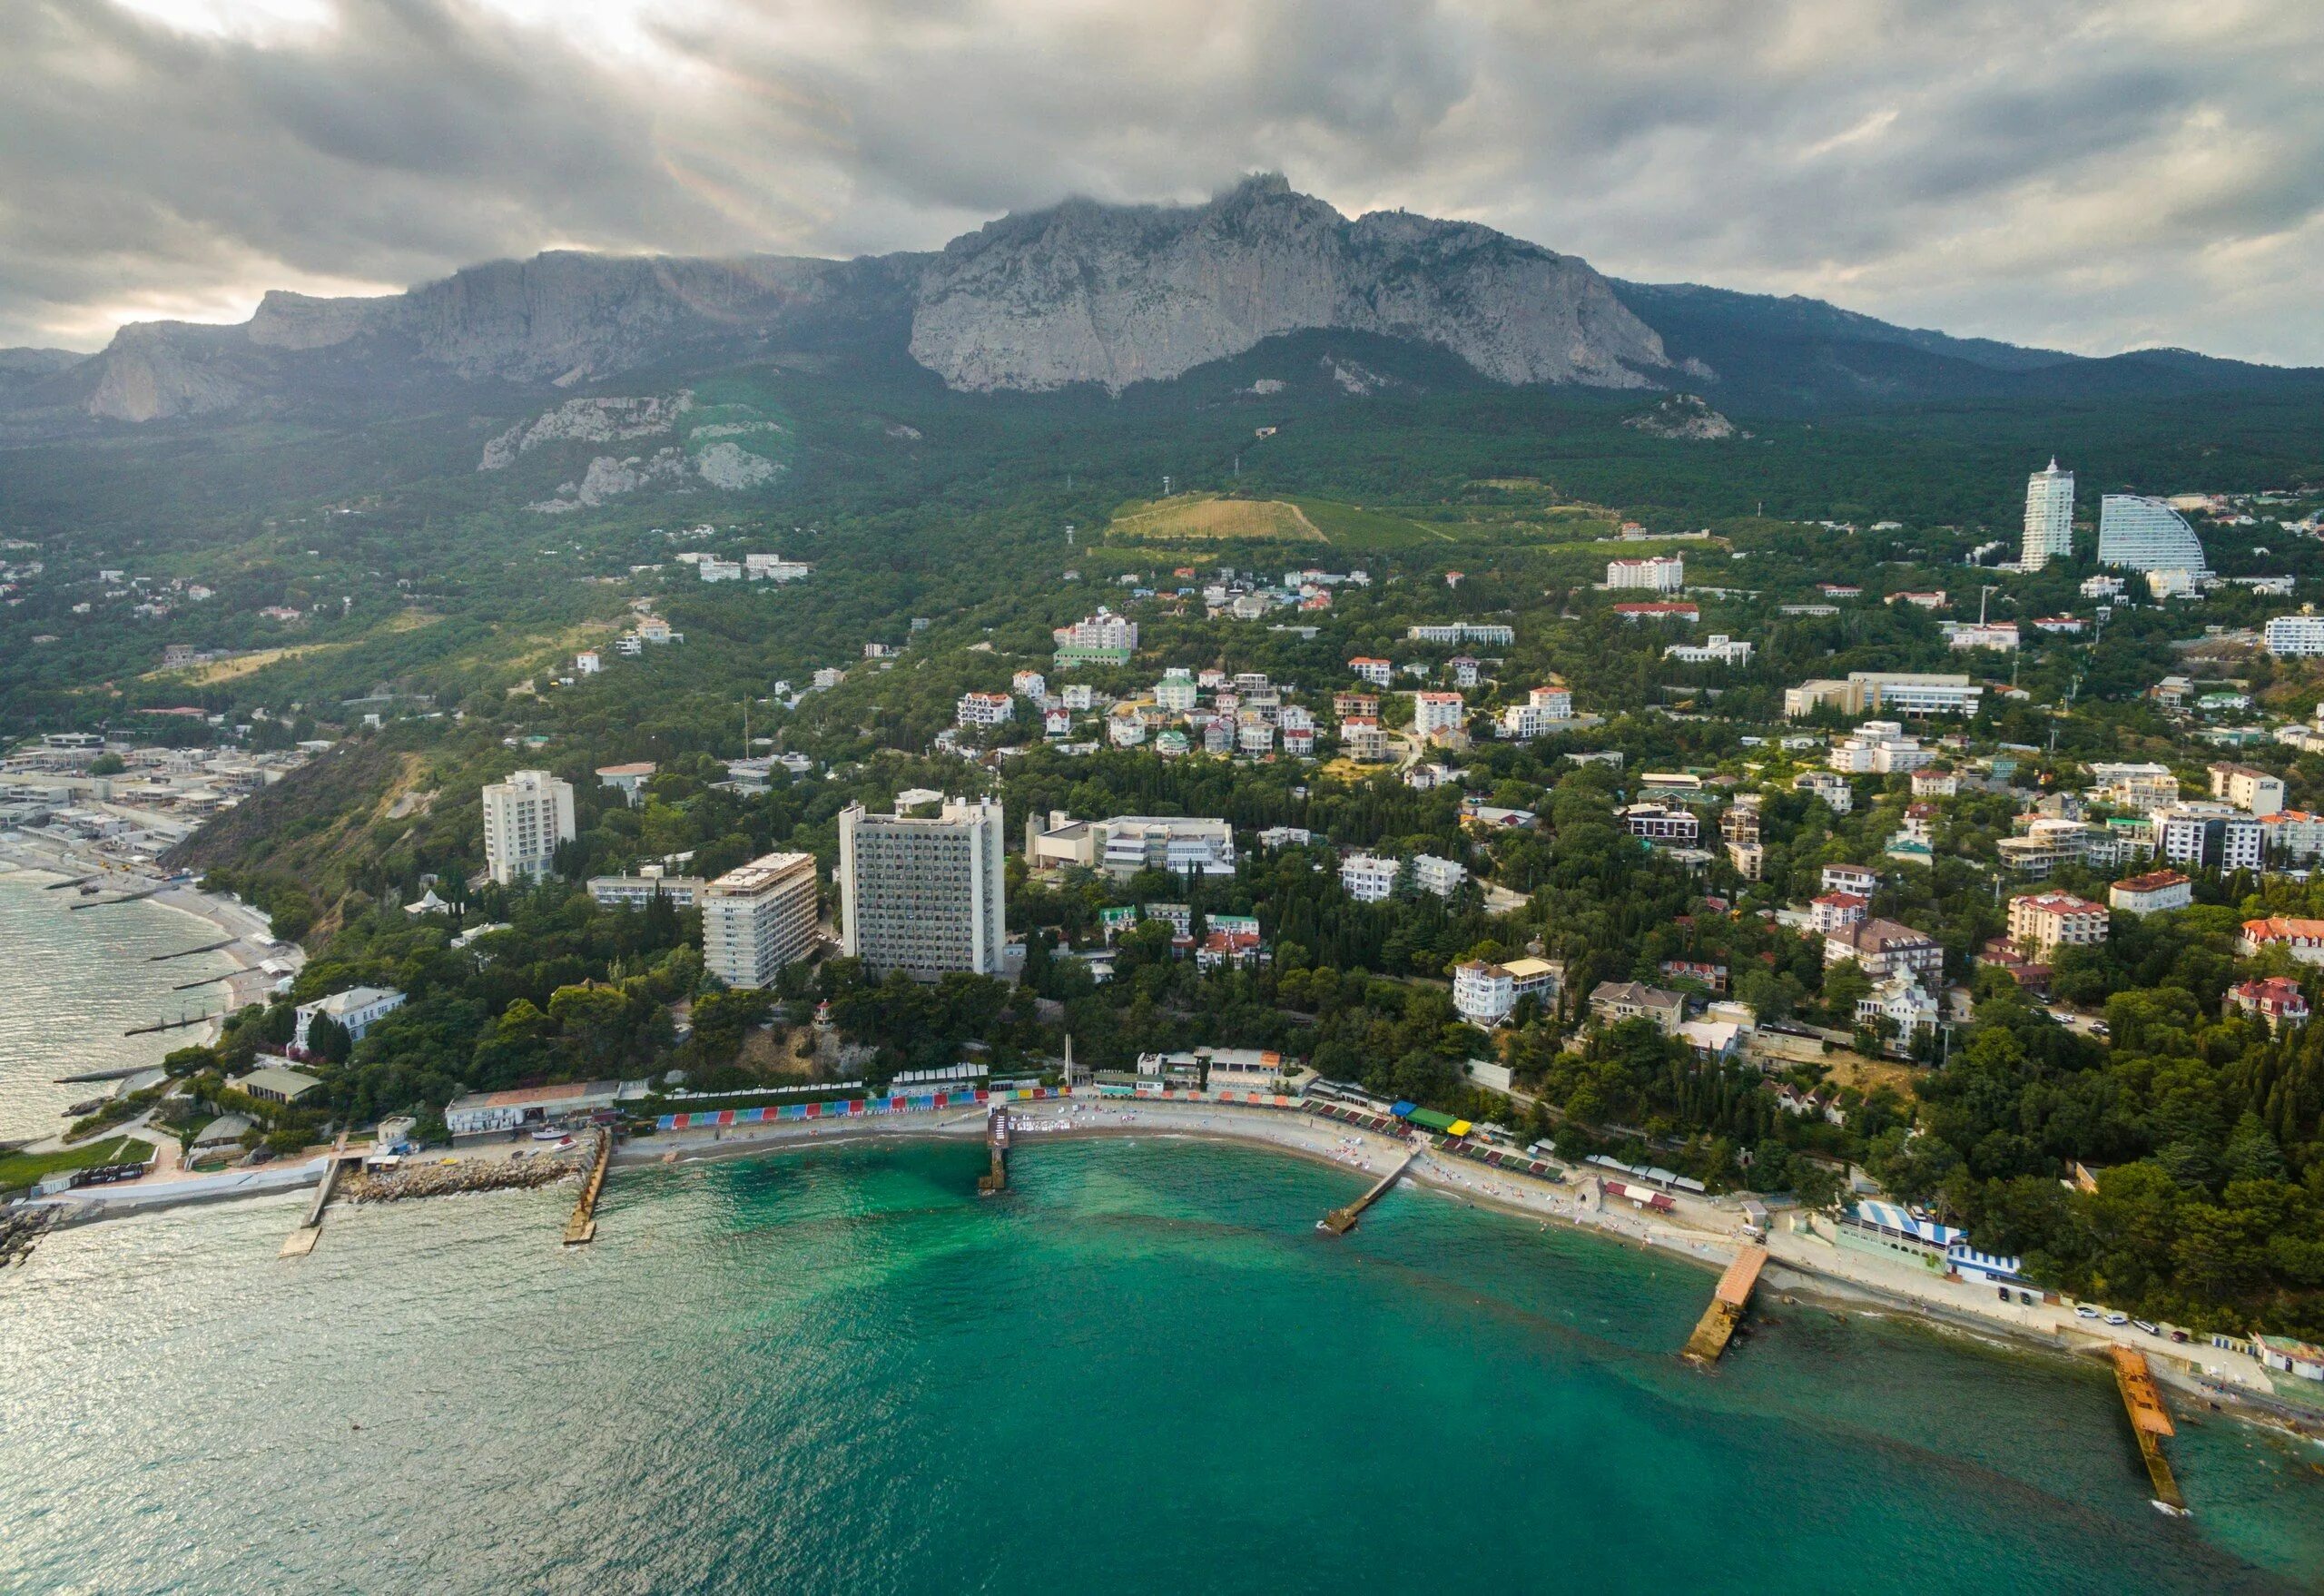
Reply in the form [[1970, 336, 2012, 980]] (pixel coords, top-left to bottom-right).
[[0, 1134, 155, 1193], [1108, 493, 1326, 542]]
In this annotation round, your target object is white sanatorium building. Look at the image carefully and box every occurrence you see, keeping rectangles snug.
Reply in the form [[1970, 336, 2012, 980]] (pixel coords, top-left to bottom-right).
[[2096, 495, 2208, 573], [481, 769, 576, 885], [839, 793, 1007, 979], [702, 852, 821, 990], [2021, 458, 2074, 570]]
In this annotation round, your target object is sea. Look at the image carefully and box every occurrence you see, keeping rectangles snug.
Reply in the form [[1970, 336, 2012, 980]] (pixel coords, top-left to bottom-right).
[[0, 863, 242, 1146], [3, 880, 2322, 1594]]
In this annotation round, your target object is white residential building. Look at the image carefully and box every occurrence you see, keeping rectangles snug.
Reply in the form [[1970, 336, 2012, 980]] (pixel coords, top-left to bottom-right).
[[838, 795, 1007, 980], [481, 769, 576, 886], [2021, 458, 2075, 570], [1413, 692, 1466, 738], [702, 852, 820, 990], [2154, 804, 2264, 872], [2264, 612, 2324, 657], [1796, 770, 1855, 813], [1664, 634, 1755, 666], [2110, 871, 2193, 916], [1154, 675, 1200, 712], [1027, 813, 1236, 880], [2088, 763, 2180, 813], [1412, 854, 1468, 896], [1452, 957, 1560, 1025], [1606, 556, 1684, 592], [1945, 622, 2020, 652], [1827, 723, 1931, 774], [2098, 496, 2209, 572], [1052, 609, 1138, 665], [1340, 853, 1401, 901], [1784, 674, 1983, 719], [956, 691, 1015, 727], [2008, 892, 2110, 959], [292, 986, 406, 1053], [1011, 670, 1049, 703], [1341, 717, 1390, 762], [2210, 763, 2287, 816], [1349, 656, 1393, 687], [1498, 685, 1573, 740]]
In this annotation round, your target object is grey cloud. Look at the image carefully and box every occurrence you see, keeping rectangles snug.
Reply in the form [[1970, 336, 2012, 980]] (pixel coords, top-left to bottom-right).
[[3, 0, 2322, 364]]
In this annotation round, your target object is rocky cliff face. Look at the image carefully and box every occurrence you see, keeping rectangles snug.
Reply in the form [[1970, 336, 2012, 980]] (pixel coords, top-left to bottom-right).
[[907, 174, 1672, 392], [24, 177, 1677, 426]]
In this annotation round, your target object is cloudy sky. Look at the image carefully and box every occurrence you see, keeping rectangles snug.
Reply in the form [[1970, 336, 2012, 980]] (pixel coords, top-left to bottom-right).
[[8, 0, 2322, 361]]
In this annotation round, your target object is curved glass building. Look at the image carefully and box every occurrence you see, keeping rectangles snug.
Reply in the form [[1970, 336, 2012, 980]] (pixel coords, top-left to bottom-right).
[[2096, 495, 2208, 572]]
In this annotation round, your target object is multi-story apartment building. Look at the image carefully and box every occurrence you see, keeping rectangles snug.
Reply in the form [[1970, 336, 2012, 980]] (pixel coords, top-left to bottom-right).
[[1341, 717, 1389, 762], [1452, 957, 1561, 1025], [1411, 854, 1468, 897], [587, 872, 708, 910], [2097, 495, 2209, 573], [1785, 674, 1983, 719], [2021, 458, 2075, 570], [2210, 763, 2287, 816], [1824, 919, 1945, 984], [1405, 623, 1515, 645], [2007, 891, 2110, 960], [956, 691, 1015, 727], [2264, 612, 2324, 657], [481, 769, 575, 885], [1498, 685, 1574, 741], [1827, 722, 1932, 774], [1340, 852, 1401, 901], [1621, 804, 1700, 844], [1051, 609, 1138, 666], [1796, 770, 1854, 813], [838, 794, 1007, 979], [2155, 803, 2264, 872], [1605, 556, 1684, 592], [702, 852, 820, 990], [1412, 691, 1466, 739], [2087, 762, 2181, 813]]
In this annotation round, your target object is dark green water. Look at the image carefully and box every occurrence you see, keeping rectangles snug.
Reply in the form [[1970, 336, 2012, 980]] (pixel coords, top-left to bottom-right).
[[5, 1137, 2321, 1594]]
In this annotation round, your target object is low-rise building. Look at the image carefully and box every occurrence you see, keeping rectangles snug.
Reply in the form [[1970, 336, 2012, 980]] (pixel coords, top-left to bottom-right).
[[595, 762, 657, 806], [2109, 870, 2192, 915], [1856, 973, 1941, 1047], [292, 987, 407, 1053], [1610, 601, 1699, 624], [1622, 804, 1700, 844], [1822, 863, 1878, 896], [1349, 656, 1393, 687], [1498, 685, 1575, 740], [444, 1080, 626, 1137], [1783, 673, 1982, 719], [233, 1064, 323, 1106], [2239, 917, 2324, 963], [1588, 980, 1687, 1035], [2008, 891, 2110, 960], [1809, 892, 1869, 932], [1796, 770, 1854, 813], [1025, 813, 1237, 879], [2226, 977, 2309, 1031], [1663, 634, 1755, 666], [2263, 612, 2324, 656], [2088, 762, 2180, 813], [1824, 919, 1944, 983], [1412, 854, 1468, 897], [587, 872, 708, 910]]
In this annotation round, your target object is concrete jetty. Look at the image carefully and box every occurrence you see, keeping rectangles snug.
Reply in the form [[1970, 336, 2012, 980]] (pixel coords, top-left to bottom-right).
[[150, 937, 238, 962], [1319, 1146, 1419, 1235], [977, 1106, 1011, 1196], [564, 1128, 613, 1245], [2111, 1345, 2188, 1513], [280, 1134, 357, 1258], [1682, 1245, 1768, 1364], [72, 887, 163, 911]]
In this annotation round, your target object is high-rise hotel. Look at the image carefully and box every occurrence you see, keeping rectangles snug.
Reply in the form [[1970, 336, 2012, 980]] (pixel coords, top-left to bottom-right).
[[2020, 458, 2074, 570], [481, 769, 576, 885], [838, 793, 1007, 979], [702, 852, 821, 989]]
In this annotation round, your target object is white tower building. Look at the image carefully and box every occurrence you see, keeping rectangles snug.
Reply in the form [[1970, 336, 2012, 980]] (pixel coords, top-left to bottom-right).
[[838, 794, 1007, 980], [2021, 458, 2074, 570], [481, 769, 576, 886]]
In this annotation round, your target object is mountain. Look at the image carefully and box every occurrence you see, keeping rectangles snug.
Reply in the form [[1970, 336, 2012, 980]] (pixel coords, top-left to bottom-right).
[[3, 174, 2318, 433]]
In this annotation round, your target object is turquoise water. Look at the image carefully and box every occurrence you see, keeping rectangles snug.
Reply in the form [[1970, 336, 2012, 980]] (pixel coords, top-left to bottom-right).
[[4, 1137, 2321, 1594], [0, 865, 241, 1144]]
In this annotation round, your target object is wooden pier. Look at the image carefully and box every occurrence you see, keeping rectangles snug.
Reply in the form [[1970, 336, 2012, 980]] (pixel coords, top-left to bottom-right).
[[280, 1134, 356, 1258], [1318, 1147, 1420, 1235], [2110, 1346, 2188, 1513], [1682, 1245, 1769, 1364], [977, 1107, 1011, 1196], [564, 1128, 614, 1245]]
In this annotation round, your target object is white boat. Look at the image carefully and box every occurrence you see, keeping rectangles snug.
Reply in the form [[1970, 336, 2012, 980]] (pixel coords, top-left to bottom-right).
[[530, 1126, 568, 1140]]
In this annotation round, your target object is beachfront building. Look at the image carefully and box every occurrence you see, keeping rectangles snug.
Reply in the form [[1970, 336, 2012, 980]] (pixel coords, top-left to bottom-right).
[[233, 1065, 323, 1106], [292, 986, 407, 1053], [2021, 458, 2075, 570], [444, 1080, 627, 1137], [702, 852, 821, 990], [481, 769, 576, 885], [586, 872, 708, 911], [2110, 871, 2192, 916], [2007, 892, 2110, 961], [1606, 555, 1684, 592], [1452, 957, 1560, 1025], [839, 794, 1007, 980]]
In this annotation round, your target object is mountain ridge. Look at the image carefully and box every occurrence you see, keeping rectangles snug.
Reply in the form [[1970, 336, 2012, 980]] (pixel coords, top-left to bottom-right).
[[5, 174, 2318, 431]]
